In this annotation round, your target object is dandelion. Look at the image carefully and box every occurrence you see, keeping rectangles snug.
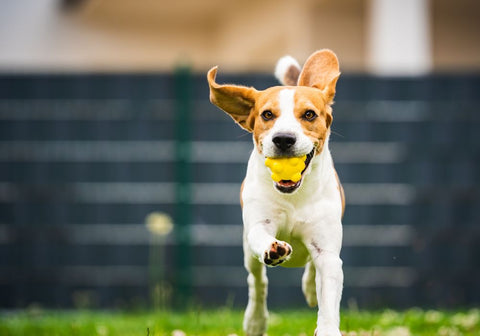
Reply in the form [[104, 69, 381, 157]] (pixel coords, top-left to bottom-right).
[[379, 309, 400, 326], [146, 212, 174, 236], [386, 326, 411, 336], [171, 330, 186, 336], [451, 311, 479, 330], [438, 326, 461, 336], [424, 310, 443, 324]]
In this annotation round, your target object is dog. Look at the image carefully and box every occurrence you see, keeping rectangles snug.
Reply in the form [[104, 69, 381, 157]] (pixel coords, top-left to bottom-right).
[[207, 49, 345, 336]]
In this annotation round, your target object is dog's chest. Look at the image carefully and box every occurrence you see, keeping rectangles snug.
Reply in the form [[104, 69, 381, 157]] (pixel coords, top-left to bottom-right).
[[270, 195, 315, 232], [254, 197, 314, 266]]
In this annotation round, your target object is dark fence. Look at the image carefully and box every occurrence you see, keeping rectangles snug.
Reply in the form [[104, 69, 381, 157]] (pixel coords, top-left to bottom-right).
[[0, 71, 479, 309]]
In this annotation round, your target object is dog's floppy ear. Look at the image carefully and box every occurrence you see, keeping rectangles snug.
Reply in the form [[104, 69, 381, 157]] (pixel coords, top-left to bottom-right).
[[298, 49, 340, 104], [275, 55, 301, 86], [207, 66, 258, 132]]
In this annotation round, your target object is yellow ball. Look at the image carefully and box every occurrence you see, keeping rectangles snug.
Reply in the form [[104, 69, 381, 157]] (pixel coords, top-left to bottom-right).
[[265, 155, 307, 182]]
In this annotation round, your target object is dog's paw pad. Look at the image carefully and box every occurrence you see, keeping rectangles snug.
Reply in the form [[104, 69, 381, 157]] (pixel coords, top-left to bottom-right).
[[263, 241, 291, 266]]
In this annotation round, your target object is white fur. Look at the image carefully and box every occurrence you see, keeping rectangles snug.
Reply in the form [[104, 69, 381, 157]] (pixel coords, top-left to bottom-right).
[[242, 124, 344, 335], [274, 55, 301, 85]]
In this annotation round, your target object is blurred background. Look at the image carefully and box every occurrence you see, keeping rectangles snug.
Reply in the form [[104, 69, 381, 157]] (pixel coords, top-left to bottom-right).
[[0, 0, 479, 310]]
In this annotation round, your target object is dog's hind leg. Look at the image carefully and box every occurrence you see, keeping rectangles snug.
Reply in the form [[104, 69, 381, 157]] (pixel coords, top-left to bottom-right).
[[302, 261, 318, 307], [243, 250, 268, 336]]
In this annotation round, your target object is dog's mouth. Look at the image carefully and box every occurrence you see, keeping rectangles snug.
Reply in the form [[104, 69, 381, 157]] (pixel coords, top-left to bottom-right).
[[274, 149, 315, 194]]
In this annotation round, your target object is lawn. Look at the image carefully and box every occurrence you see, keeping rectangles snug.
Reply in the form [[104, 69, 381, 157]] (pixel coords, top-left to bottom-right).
[[0, 307, 478, 336]]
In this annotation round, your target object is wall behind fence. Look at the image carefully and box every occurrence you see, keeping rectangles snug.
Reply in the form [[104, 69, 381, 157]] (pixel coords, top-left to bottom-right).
[[0, 72, 479, 309]]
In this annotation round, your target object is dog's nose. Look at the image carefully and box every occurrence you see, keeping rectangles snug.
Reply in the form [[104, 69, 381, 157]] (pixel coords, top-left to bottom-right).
[[273, 133, 296, 151]]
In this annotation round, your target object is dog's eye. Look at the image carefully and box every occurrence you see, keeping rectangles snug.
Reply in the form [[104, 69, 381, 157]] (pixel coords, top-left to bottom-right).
[[303, 110, 317, 121], [261, 110, 274, 121]]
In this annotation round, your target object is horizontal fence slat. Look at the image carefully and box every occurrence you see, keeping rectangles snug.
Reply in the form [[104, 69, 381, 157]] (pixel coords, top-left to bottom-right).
[[0, 182, 418, 205], [1, 99, 479, 121], [0, 141, 410, 164], [0, 224, 414, 247]]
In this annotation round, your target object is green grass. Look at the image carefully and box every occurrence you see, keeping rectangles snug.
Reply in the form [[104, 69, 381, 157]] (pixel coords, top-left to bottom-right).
[[0, 307, 479, 336]]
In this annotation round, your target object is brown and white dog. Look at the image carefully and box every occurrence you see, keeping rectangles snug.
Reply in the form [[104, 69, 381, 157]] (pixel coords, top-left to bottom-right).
[[207, 49, 345, 336]]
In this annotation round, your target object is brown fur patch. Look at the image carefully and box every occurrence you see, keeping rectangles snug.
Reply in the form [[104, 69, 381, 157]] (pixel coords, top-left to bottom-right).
[[297, 49, 340, 104], [334, 169, 345, 218], [240, 180, 245, 208], [284, 65, 300, 86]]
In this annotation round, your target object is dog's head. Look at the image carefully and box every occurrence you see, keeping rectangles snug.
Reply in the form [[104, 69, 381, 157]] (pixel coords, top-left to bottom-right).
[[208, 49, 340, 193]]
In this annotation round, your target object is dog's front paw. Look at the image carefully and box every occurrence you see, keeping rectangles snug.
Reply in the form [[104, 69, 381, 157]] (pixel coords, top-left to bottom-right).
[[263, 241, 292, 266]]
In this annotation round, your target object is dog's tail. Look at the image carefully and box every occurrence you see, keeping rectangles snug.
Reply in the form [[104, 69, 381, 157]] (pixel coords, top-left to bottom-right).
[[274, 55, 301, 86]]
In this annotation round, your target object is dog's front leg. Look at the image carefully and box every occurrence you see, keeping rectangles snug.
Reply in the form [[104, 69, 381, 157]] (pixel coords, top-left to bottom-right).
[[247, 223, 292, 266], [243, 220, 292, 336], [243, 249, 268, 336]]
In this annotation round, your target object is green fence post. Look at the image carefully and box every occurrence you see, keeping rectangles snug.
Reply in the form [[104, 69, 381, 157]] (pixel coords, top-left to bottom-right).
[[173, 65, 193, 307]]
